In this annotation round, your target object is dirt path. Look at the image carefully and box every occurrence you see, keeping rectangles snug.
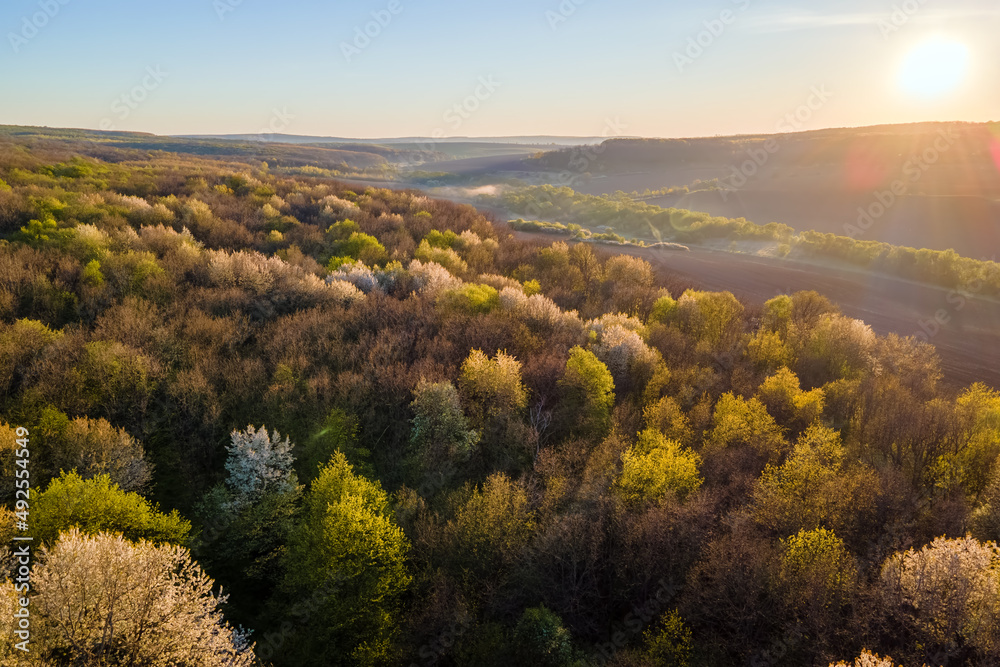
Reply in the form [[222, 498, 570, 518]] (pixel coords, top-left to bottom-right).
[[514, 231, 1000, 390]]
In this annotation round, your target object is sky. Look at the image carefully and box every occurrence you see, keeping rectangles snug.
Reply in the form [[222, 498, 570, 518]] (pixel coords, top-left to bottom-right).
[[1, 0, 998, 139]]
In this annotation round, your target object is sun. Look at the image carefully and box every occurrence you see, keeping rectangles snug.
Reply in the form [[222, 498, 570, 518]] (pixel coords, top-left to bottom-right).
[[898, 38, 970, 98]]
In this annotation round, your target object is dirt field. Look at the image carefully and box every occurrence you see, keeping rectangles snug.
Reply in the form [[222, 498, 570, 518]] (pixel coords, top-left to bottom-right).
[[514, 231, 1000, 391]]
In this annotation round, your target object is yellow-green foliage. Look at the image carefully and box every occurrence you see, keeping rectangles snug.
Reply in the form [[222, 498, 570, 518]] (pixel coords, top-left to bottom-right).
[[755, 367, 825, 430], [614, 428, 703, 505], [753, 424, 877, 537], [674, 289, 744, 347], [328, 230, 387, 269], [284, 451, 411, 665], [0, 319, 64, 402], [443, 473, 535, 577], [424, 229, 461, 249], [706, 392, 787, 459], [32, 471, 190, 546], [933, 383, 1000, 498], [559, 346, 615, 437], [643, 609, 694, 667], [747, 329, 794, 371], [648, 294, 678, 324], [780, 527, 856, 601], [415, 239, 468, 275], [643, 396, 694, 446], [327, 218, 360, 238], [762, 294, 794, 335], [438, 283, 500, 315], [17, 216, 75, 247], [459, 350, 528, 422], [81, 259, 104, 287]]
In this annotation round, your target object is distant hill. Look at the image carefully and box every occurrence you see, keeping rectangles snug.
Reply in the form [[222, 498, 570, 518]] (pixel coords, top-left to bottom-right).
[[0, 125, 402, 172], [523, 121, 1000, 257], [178, 133, 613, 146], [533, 122, 1000, 191]]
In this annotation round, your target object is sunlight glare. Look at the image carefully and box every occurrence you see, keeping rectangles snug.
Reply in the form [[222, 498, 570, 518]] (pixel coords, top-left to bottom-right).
[[898, 38, 969, 98]]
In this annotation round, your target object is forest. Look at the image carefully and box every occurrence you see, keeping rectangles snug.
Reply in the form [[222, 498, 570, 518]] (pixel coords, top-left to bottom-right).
[[492, 184, 1000, 296], [2, 133, 1000, 667]]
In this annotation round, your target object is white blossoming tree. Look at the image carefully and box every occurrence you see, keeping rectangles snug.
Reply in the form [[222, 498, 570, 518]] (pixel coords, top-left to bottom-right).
[[224, 424, 296, 505], [23, 528, 255, 666], [194, 426, 301, 614]]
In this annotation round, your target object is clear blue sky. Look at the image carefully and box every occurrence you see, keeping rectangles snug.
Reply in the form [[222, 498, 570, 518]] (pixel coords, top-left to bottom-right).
[[1, 0, 998, 138]]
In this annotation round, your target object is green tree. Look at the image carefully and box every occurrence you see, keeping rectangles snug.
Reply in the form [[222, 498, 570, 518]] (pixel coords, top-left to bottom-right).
[[459, 349, 529, 424], [32, 471, 190, 546], [746, 328, 794, 372], [327, 230, 388, 269], [776, 528, 856, 648], [441, 473, 535, 588], [195, 426, 302, 626], [643, 396, 694, 445], [752, 425, 877, 543], [950, 383, 1000, 500], [409, 379, 480, 478], [648, 293, 678, 325], [301, 408, 368, 481], [40, 414, 151, 492], [613, 429, 703, 506], [513, 606, 575, 666], [643, 609, 694, 667], [557, 346, 615, 438], [674, 289, 744, 347], [414, 239, 468, 275], [81, 258, 105, 287], [425, 229, 461, 248], [705, 392, 787, 460], [438, 283, 501, 315], [282, 452, 411, 666], [755, 367, 825, 433]]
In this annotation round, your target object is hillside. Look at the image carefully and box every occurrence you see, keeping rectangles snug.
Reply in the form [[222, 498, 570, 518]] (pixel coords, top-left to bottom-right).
[[461, 123, 1000, 258], [3, 131, 1000, 666]]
